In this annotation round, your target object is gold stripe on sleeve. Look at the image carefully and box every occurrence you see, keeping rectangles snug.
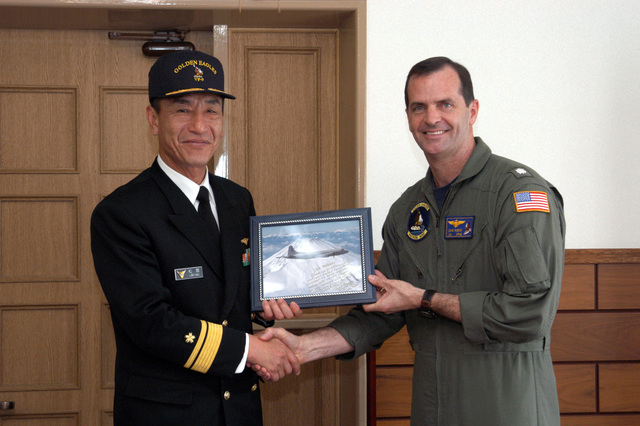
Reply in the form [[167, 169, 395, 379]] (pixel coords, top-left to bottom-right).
[[184, 320, 207, 369], [190, 322, 223, 374]]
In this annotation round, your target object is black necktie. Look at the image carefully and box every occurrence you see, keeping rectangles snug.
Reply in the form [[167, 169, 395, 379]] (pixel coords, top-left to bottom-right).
[[197, 186, 219, 232], [197, 186, 223, 268]]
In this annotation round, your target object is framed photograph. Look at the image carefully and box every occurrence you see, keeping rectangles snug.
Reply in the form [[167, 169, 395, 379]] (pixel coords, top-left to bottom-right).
[[250, 208, 376, 311]]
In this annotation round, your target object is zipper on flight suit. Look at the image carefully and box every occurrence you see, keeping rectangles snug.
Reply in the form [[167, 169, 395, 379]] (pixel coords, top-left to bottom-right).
[[434, 185, 453, 257], [451, 224, 485, 281]]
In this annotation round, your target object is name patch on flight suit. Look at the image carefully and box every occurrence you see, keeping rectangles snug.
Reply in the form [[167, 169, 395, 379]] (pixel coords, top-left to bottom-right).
[[445, 216, 475, 239], [174, 266, 204, 281], [407, 202, 430, 241]]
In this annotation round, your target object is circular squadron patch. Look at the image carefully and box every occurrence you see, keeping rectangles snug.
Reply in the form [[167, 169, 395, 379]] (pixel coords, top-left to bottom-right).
[[407, 202, 430, 241]]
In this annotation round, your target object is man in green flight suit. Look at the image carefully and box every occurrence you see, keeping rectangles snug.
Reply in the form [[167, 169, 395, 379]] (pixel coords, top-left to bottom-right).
[[253, 56, 565, 425]]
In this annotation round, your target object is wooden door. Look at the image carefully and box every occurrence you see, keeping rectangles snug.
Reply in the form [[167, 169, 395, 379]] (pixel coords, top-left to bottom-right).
[[227, 30, 361, 425], [0, 28, 213, 425]]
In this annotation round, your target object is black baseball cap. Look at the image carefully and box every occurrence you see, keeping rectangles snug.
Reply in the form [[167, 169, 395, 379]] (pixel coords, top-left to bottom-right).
[[148, 51, 235, 102]]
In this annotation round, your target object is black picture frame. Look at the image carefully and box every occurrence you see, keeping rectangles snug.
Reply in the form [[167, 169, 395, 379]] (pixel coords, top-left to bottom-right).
[[250, 208, 376, 311]]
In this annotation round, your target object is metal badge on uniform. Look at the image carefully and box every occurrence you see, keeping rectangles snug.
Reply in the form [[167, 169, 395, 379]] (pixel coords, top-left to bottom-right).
[[174, 266, 204, 281], [407, 202, 430, 241], [241, 237, 250, 266], [242, 248, 250, 266], [510, 167, 531, 177], [445, 216, 475, 239]]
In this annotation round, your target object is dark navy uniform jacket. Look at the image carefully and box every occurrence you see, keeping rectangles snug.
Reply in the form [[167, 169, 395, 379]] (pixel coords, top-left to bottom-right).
[[91, 160, 262, 425]]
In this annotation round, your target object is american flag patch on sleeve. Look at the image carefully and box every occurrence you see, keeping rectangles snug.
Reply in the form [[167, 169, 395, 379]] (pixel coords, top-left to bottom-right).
[[513, 191, 550, 213]]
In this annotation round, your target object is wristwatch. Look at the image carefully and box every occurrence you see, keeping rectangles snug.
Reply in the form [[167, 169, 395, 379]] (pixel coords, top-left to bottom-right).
[[419, 289, 437, 318]]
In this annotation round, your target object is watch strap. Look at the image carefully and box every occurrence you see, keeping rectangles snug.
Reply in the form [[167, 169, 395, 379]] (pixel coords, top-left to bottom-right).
[[419, 289, 437, 318], [251, 312, 275, 328]]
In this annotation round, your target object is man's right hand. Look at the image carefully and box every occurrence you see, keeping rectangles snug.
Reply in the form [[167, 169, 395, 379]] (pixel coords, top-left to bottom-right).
[[246, 333, 300, 382], [249, 326, 354, 381]]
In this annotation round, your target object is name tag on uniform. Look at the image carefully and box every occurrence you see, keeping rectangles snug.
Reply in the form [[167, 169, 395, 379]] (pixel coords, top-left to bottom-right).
[[175, 266, 204, 281], [444, 216, 474, 239]]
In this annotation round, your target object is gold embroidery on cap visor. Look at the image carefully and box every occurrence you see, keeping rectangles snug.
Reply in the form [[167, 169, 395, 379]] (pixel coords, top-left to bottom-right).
[[164, 88, 234, 98]]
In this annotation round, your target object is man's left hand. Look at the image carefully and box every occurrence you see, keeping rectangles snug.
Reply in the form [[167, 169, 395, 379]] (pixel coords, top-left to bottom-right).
[[363, 270, 424, 314], [260, 299, 302, 321]]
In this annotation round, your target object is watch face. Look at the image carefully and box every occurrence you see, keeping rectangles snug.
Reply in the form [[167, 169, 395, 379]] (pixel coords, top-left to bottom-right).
[[418, 308, 436, 319]]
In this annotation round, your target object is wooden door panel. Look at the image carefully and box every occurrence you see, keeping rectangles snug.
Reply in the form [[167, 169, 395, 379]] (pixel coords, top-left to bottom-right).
[[0, 306, 79, 391], [229, 30, 337, 215], [0, 87, 77, 172], [99, 88, 156, 173], [0, 197, 78, 282], [0, 414, 80, 425], [244, 48, 320, 213]]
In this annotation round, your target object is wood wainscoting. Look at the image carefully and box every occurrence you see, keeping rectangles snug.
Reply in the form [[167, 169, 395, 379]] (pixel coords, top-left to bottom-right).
[[368, 249, 640, 425]]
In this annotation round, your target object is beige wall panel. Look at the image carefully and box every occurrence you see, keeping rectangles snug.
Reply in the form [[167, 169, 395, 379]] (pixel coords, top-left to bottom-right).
[[377, 421, 410, 426], [0, 414, 79, 425], [376, 326, 413, 366], [100, 88, 156, 173], [554, 363, 596, 413], [0, 305, 78, 390], [551, 312, 640, 362], [0, 197, 77, 282], [100, 303, 115, 389], [599, 264, 640, 309], [375, 366, 413, 418], [0, 87, 77, 172], [561, 414, 640, 426], [558, 264, 595, 310], [599, 363, 640, 412], [260, 358, 338, 425]]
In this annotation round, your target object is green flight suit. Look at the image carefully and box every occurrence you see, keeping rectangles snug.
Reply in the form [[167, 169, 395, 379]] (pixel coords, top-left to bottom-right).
[[330, 138, 565, 425]]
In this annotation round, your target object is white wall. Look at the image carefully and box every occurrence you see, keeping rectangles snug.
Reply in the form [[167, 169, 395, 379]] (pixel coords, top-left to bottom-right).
[[366, 0, 640, 249]]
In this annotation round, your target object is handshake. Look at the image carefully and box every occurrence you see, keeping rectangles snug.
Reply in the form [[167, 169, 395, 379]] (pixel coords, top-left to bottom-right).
[[245, 298, 357, 382], [244, 271, 414, 381], [245, 299, 305, 382]]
